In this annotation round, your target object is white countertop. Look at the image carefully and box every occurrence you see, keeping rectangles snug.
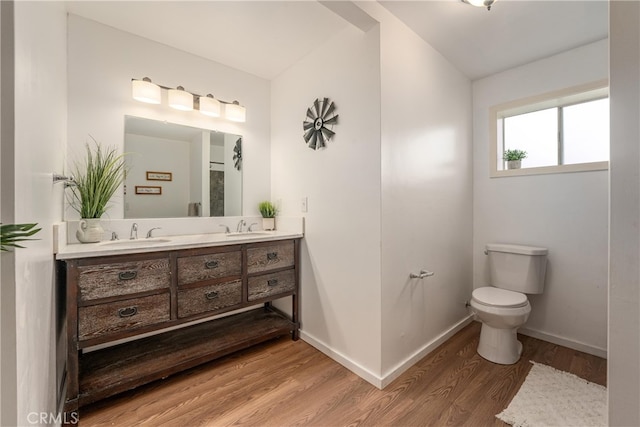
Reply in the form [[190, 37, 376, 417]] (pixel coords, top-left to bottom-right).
[[56, 230, 303, 260]]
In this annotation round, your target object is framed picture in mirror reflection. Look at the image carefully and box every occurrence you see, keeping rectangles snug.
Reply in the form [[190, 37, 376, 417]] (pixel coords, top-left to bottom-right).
[[146, 171, 172, 181], [135, 186, 162, 195]]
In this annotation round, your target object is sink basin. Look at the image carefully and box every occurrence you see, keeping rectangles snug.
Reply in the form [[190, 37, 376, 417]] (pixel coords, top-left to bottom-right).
[[99, 238, 172, 247], [225, 231, 271, 237]]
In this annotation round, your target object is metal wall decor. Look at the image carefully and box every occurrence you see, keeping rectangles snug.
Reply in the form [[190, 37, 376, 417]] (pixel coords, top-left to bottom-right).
[[233, 138, 242, 171], [303, 98, 338, 150]]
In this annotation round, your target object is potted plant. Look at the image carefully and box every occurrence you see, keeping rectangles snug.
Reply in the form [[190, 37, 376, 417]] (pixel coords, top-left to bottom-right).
[[68, 139, 128, 243], [0, 223, 41, 251], [258, 201, 277, 231], [503, 149, 528, 170]]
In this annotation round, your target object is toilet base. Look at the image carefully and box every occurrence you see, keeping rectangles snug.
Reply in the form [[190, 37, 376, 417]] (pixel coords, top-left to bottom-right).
[[477, 323, 523, 365]]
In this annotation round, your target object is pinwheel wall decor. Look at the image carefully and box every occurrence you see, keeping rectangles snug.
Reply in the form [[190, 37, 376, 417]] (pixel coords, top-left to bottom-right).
[[233, 137, 242, 171], [303, 98, 339, 150]]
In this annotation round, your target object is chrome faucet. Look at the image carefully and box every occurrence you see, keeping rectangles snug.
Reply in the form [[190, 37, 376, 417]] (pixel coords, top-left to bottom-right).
[[219, 224, 230, 234], [247, 223, 258, 232], [146, 227, 162, 238], [236, 219, 246, 233], [130, 223, 138, 240]]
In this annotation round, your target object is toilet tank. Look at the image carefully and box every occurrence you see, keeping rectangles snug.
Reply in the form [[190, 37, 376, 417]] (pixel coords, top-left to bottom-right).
[[486, 243, 548, 294]]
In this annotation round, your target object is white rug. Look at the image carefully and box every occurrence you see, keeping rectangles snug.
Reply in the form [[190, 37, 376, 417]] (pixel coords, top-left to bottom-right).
[[496, 361, 607, 427]]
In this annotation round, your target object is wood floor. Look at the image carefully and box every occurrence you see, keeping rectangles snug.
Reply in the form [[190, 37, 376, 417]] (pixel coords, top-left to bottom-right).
[[79, 321, 607, 426]]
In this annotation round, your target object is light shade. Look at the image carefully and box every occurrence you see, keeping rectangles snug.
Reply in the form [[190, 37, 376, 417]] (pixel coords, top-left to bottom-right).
[[168, 86, 194, 111], [199, 94, 221, 117], [132, 78, 161, 104], [225, 101, 246, 122], [462, 0, 496, 10]]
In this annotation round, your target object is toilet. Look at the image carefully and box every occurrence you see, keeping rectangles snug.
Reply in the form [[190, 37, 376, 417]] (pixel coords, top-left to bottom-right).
[[470, 243, 548, 364]]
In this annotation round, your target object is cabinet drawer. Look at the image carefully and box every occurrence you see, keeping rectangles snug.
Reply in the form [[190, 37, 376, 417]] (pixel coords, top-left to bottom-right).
[[78, 258, 170, 301], [247, 241, 294, 274], [78, 293, 170, 341], [177, 279, 242, 318], [248, 269, 296, 302], [177, 251, 241, 286]]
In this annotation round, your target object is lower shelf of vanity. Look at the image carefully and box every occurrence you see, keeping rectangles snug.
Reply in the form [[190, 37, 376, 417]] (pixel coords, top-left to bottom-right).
[[77, 307, 297, 407]]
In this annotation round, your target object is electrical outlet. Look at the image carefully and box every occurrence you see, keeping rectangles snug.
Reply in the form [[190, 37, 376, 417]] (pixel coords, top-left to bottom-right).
[[301, 197, 308, 213]]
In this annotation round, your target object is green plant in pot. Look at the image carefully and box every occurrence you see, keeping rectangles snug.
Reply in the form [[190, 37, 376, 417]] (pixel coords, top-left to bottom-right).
[[1, 223, 41, 251], [68, 139, 128, 243], [258, 201, 277, 231], [503, 149, 528, 170]]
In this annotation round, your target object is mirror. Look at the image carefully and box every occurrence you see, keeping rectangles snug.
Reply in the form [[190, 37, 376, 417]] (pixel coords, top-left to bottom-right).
[[123, 116, 242, 218]]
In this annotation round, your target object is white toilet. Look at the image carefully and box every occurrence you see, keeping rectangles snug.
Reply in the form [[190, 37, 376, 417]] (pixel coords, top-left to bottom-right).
[[470, 243, 548, 365]]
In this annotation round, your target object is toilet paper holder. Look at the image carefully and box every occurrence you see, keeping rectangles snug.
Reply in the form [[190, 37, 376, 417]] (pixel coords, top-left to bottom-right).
[[410, 269, 435, 279]]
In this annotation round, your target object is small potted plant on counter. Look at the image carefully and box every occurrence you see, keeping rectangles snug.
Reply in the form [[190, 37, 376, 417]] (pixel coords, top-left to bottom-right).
[[258, 201, 277, 231], [504, 149, 528, 170], [68, 138, 128, 243]]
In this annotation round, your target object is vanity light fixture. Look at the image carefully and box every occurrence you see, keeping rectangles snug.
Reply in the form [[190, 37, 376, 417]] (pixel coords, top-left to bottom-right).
[[168, 86, 194, 111], [131, 78, 246, 122], [199, 94, 221, 117], [131, 77, 161, 104], [461, 0, 496, 11], [225, 101, 246, 123]]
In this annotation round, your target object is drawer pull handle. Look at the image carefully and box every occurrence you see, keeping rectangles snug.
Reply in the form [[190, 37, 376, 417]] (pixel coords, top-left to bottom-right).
[[266, 252, 278, 261], [205, 260, 219, 269], [267, 279, 278, 287], [205, 290, 219, 300], [117, 306, 138, 318], [118, 271, 137, 281]]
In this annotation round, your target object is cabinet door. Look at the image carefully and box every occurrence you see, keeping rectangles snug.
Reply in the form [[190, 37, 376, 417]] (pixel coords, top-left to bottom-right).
[[78, 258, 170, 301], [177, 251, 241, 286], [248, 269, 296, 302], [247, 241, 294, 274], [78, 293, 170, 341], [177, 279, 242, 318]]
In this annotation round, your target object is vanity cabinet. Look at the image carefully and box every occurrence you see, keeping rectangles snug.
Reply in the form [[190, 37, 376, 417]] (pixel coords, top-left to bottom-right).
[[59, 238, 300, 417]]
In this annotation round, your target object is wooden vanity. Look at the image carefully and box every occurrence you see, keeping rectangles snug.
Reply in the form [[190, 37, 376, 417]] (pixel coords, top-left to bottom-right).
[[57, 236, 301, 416]]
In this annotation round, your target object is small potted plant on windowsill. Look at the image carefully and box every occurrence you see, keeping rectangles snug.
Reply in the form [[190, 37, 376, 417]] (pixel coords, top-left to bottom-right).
[[504, 149, 528, 170], [258, 201, 277, 231]]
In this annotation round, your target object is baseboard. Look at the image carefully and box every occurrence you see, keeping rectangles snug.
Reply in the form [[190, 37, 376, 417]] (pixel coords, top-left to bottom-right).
[[380, 315, 474, 388], [518, 327, 607, 359], [299, 331, 384, 388], [300, 315, 474, 390]]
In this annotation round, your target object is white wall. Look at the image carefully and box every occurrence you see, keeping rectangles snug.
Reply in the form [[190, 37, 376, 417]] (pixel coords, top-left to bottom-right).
[[359, 2, 473, 380], [10, 2, 67, 425], [609, 1, 640, 424], [271, 25, 383, 381], [473, 40, 609, 356], [272, 3, 473, 386], [0, 3, 16, 423], [67, 15, 271, 222]]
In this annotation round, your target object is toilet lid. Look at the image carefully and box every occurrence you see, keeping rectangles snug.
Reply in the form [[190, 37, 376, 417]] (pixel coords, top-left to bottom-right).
[[472, 287, 528, 308]]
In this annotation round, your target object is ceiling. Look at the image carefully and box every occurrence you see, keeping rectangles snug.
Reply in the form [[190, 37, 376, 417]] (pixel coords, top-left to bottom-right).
[[65, 1, 608, 81]]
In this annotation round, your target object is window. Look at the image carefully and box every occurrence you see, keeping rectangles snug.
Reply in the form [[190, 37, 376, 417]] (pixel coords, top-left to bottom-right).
[[490, 80, 609, 177]]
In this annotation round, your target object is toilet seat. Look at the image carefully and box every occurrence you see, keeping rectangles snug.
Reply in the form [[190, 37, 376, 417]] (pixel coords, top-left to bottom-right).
[[472, 287, 528, 308]]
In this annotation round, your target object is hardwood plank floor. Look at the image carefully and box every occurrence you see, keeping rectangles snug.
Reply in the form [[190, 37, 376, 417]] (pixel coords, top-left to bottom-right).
[[79, 321, 606, 426]]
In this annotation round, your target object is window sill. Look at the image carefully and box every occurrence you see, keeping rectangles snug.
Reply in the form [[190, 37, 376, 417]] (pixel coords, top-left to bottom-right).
[[490, 161, 609, 178]]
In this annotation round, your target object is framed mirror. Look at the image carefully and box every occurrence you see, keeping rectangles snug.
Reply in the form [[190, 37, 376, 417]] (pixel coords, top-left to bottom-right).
[[124, 116, 242, 218]]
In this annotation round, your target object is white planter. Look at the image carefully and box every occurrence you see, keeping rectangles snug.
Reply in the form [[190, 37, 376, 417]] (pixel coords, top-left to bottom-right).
[[507, 160, 522, 170], [262, 217, 275, 231], [76, 218, 104, 243]]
